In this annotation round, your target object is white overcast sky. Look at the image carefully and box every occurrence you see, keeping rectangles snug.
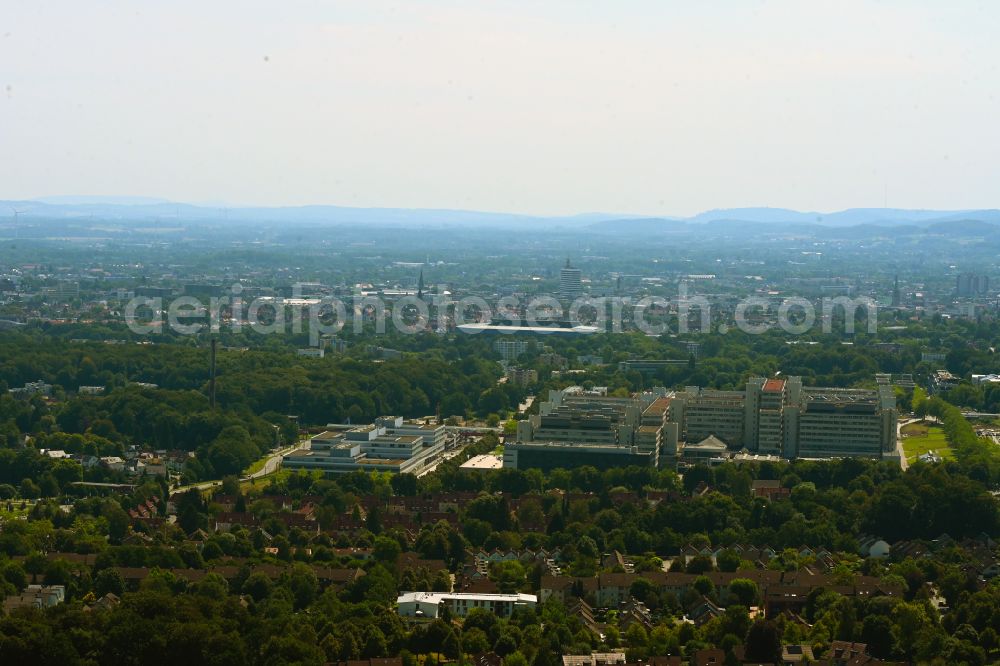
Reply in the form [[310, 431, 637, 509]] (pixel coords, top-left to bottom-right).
[[1, 0, 998, 216]]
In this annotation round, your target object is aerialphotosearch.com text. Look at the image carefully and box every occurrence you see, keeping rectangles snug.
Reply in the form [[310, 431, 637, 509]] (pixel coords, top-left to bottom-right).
[[123, 284, 878, 346]]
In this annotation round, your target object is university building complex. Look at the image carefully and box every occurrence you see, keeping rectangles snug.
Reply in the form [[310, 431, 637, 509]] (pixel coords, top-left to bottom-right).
[[504, 376, 898, 471], [504, 386, 666, 472], [282, 416, 447, 475]]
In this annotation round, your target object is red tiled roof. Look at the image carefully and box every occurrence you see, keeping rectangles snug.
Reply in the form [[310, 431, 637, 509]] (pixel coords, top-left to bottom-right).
[[763, 378, 786, 392]]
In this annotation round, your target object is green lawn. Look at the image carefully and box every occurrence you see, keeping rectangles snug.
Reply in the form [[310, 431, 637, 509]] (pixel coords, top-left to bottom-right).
[[240, 468, 290, 494], [243, 456, 268, 476], [243, 439, 304, 477], [901, 422, 955, 463], [0, 504, 31, 521]]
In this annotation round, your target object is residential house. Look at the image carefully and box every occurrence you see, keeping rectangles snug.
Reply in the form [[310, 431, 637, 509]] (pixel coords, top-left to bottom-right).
[[3, 585, 66, 613]]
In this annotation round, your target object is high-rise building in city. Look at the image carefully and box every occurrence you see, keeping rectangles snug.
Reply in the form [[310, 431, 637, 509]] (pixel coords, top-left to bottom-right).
[[559, 259, 582, 301], [494, 338, 530, 361], [956, 273, 990, 296]]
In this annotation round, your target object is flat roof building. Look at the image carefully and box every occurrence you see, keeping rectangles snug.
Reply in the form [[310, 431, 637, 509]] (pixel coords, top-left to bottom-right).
[[503, 440, 655, 473], [618, 359, 690, 375], [397, 591, 537, 619], [460, 454, 504, 472], [3, 585, 65, 613], [508, 386, 669, 471], [282, 416, 447, 475], [664, 375, 897, 464], [461, 322, 599, 337]]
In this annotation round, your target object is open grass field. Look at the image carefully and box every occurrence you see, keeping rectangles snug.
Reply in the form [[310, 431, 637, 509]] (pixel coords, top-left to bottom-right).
[[901, 421, 955, 463], [240, 468, 290, 494], [0, 503, 32, 522]]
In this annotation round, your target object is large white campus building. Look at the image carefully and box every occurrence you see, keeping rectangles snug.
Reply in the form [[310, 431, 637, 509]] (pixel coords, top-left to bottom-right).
[[505, 386, 666, 472], [282, 416, 447, 475]]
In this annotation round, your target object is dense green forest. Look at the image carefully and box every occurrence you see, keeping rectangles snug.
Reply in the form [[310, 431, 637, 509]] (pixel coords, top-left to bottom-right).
[[4, 316, 1000, 492]]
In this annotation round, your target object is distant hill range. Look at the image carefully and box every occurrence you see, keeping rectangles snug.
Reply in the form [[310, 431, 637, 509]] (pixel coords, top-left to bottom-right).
[[2, 198, 999, 233], [1, 198, 618, 229], [588, 207, 1000, 233]]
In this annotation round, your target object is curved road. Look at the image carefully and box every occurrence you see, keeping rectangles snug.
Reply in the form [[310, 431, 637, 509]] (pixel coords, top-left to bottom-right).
[[174, 440, 307, 493]]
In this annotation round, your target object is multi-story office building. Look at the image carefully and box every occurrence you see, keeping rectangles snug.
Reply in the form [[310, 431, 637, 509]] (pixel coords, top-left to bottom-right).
[[662, 375, 897, 462], [617, 359, 690, 375], [505, 366, 539, 386], [792, 384, 897, 459], [516, 386, 662, 447], [494, 338, 530, 361], [641, 396, 675, 466], [559, 259, 582, 301], [508, 377, 896, 470], [503, 440, 656, 472], [282, 416, 446, 475], [507, 386, 666, 471], [669, 388, 747, 447]]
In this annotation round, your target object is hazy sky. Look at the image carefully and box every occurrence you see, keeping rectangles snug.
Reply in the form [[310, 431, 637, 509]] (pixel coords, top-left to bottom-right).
[[2, 1, 999, 216]]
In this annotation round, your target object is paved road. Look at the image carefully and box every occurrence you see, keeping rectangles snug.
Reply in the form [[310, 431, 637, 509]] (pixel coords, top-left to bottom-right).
[[252, 440, 306, 479], [896, 418, 918, 470], [173, 440, 307, 493], [417, 448, 466, 478]]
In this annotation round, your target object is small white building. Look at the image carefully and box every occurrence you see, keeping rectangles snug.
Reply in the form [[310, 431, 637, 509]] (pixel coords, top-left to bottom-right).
[[129, 459, 168, 477], [100, 456, 125, 472], [397, 591, 537, 619], [9, 380, 53, 398], [460, 454, 504, 472]]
